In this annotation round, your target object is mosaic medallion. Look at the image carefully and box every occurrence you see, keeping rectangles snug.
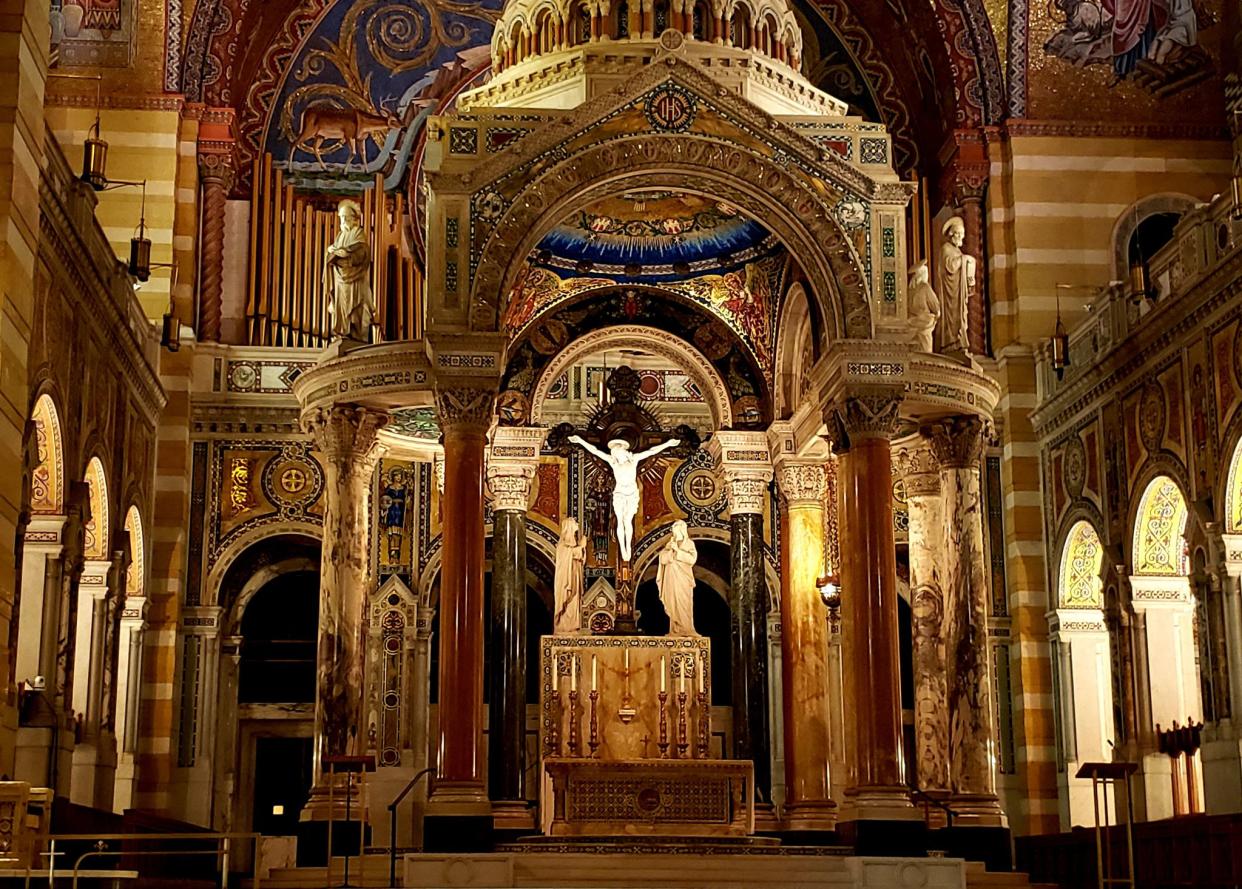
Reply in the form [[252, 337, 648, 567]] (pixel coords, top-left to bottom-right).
[[644, 84, 697, 133], [1138, 381, 1166, 452], [1064, 435, 1086, 498]]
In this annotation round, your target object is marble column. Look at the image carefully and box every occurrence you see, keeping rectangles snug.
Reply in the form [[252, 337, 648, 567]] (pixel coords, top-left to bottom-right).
[[1210, 537, 1242, 813], [302, 406, 387, 790], [771, 436, 837, 830], [429, 386, 494, 826], [485, 426, 544, 820], [712, 433, 774, 803], [113, 595, 148, 812], [15, 515, 66, 687], [831, 392, 916, 827], [926, 417, 1006, 825], [898, 441, 950, 803]]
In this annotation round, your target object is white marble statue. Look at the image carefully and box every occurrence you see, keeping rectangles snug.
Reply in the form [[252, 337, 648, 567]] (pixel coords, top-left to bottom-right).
[[937, 216, 976, 354], [568, 435, 680, 563], [324, 199, 375, 342], [553, 517, 586, 634], [657, 520, 698, 636], [907, 261, 940, 353]]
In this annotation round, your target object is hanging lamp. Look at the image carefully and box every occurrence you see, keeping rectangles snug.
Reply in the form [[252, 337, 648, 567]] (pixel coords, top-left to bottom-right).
[[128, 181, 152, 281], [1051, 284, 1070, 380]]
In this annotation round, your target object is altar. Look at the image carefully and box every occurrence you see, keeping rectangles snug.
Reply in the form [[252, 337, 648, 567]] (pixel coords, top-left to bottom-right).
[[539, 635, 752, 837]]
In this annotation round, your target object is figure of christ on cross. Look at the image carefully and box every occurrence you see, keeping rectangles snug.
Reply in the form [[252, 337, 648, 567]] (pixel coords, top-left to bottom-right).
[[568, 435, 681, 563]]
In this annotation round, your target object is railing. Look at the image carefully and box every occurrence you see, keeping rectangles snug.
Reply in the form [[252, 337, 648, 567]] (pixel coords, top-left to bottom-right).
[[18, 831, 261, 889], [388, 767, 434, 888], [909, 787, 955, 829]]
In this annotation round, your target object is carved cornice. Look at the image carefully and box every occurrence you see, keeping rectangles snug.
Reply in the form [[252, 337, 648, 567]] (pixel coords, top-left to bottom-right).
[[301, 405, 387, 476], [487, 426, 548, 510], [707, 431, 772, 515], [924, 416, 987, 470], [1004, 119, 1228, 141], [291, 341, 435, 419]]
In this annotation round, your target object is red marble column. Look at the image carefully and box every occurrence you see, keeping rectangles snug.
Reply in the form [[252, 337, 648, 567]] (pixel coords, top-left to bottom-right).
[[832, 393, 918, 828], [431, 387, 493, 808]]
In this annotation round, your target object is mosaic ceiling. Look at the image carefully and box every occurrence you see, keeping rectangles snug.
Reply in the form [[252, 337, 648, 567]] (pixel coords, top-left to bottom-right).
[[532, 191, 777, 279]]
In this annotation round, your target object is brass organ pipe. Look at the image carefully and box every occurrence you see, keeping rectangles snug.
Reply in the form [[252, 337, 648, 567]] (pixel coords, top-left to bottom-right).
[[247, 154, 261, 340], [281, 177, 294, 331], [292, 198, 305, 345], [259, 154, 275, 345]]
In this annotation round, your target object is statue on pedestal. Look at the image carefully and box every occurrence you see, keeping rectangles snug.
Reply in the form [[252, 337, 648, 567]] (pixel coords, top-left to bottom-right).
[[907, 261, 940, 352], [554, 517, 587, 634], [937, 216, 975, 354], [324, 199, 375, 342], [568, 435, 680, 563], [657, 520, 698, 636]]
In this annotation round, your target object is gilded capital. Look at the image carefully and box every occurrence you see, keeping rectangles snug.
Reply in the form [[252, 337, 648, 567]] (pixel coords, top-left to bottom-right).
[[486, 426, 547, 511], [486, 464, 536, 511], [720, 468, 771, 515], [709, 430, 772, 516], [776, 461, 826, 505], [829, 390, 903, 446], [197, 150, 237, 191], [435, 386, 495, 433], [302, 405, 387, 475], [924, 415, 987, 469]]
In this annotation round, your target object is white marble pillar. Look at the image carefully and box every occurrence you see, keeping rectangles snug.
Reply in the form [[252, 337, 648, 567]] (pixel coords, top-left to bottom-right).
[[180, 606, 223, 825], [302, 405, 386, 816], [211, 636, 243, 831], [113, 595, 148, 812], [899, 441, 950, 803], [1209, 534, 1242, 813], [1129, 574, 1202, 820], [1048, 608, 1116, 827], [926, 417, 1005, 825], [16, 516, 66, 686]]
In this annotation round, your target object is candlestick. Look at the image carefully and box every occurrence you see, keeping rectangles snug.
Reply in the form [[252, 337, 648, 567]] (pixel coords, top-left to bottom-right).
[[568, 688, 581, 756], [696, 688, 709, 759], [660, 656, 666, 693], [588, 690, 600, 757], [591, 654, 598, 691], [657, 690, 669, 758], [676, 690, 689, 759], [548, 688, 563, 757]]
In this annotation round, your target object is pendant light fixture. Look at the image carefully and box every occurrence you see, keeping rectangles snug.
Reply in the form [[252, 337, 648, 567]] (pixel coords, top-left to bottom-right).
[[46, 73, 108, 189], [1232, 110, 1242, 220], [129, 180, 152, 281], [1051, 283, 1071, 380], [1127, 204, 1150, 303], [160, 265, 180, 352]]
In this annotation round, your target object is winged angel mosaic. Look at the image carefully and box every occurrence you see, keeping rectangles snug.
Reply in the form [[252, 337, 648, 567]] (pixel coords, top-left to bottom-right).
[[268, 0, 501, 186]]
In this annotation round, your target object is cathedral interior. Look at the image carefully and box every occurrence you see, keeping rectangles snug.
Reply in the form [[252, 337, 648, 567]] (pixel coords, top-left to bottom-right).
[[0, 0, 1239, 886]]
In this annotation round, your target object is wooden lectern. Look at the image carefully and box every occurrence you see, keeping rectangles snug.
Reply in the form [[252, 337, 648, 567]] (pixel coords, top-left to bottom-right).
[[1074, 761, 1137, 889]]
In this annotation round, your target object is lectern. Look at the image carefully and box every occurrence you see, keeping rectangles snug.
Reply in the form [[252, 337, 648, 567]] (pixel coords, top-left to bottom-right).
[[1075, 761, 1137, 889], [324, 754, 375, 889]]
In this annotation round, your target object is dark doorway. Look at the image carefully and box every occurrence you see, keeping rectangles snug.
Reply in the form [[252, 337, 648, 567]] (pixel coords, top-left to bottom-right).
[[239, 570, 319, 703], [252, 736, 313, 835]]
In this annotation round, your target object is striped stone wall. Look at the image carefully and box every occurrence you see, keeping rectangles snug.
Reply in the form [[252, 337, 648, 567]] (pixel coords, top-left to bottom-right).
[[0, 0, 48, 772], [985, 128, 1231, 834]]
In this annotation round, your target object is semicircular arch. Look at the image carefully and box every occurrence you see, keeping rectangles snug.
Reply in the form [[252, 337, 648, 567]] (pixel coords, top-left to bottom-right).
[[1057, 517, 1106, 609], [529, 325, 734, 429], [205, 522, 323, 610], [1131, 474, 1190, 577], [29, 393, 65, 515], [470, 134, 872, 346], [83, 456, 110, 561]]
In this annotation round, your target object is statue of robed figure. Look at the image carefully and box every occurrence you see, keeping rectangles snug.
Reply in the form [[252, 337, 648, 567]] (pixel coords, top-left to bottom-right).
[[324, 198, 375, 342]]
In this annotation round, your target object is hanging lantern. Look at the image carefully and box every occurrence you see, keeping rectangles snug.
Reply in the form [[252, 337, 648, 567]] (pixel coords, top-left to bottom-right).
[[160, 311, 180, 352], [1051, 315, 1070, 380], [1232, 166, 1242, 220], [129, 226, 151, 281], [1127, 255, 1150, 302], [81, 124, 108, 190]]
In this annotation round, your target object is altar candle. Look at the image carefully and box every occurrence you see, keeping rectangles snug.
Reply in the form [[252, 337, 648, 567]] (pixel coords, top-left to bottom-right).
[[572, 655, 578, 692], [591, 655, 598, 691], [679, 662, 686, 694], [660, 656, 666, 693], [552, 659, 558, 692], [698, 659, 705, 694], [624, 648, 630, 674]]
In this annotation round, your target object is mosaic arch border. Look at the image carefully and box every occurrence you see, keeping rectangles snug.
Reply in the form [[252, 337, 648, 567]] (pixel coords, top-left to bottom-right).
[[83, 456, 111, 561], [1225, 431, 1242, 534], [30, 393, 65, 515], [528, 325, 735, 430], [1109, 193, 1199, 283], [224, 552, 322, 635], [124, 505, 145, 597], [1130, 473, 1191, 578], [1057, 516, 1105, 609]]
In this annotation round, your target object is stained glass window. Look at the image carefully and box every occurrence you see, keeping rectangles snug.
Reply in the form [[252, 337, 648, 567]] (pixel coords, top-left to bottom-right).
[[1132, 476, 1189, 576], [1059, 520, 1103, 608]]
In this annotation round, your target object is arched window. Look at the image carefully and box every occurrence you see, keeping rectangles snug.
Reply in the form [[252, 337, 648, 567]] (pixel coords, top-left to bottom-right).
[[124, 506, 144, 596], [1224, 437, 1242, 533], [1059, 520, 1104, 608], [83, 457, 110, 561], [729, 6, 750, 48], [1132, 475, 1189, 576], [614, 0, 629, 38], [30, 394, 64, 515], [575, 1, 591, 43], [653, 0, 669, 34], [691, 1, 708, 38]]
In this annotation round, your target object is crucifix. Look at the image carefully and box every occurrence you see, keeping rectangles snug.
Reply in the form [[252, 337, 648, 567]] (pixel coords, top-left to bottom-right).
[[549, 365, 698, 633]]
